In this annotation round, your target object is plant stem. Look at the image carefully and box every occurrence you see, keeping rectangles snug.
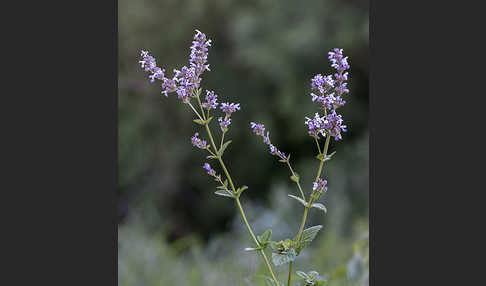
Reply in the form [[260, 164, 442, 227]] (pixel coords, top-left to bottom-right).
[[286, 161, 306, 201], [196, 94, 207, 120], [236, 197, 280, 286], [287, 135, 332, 286], [187, 102, 203, 121], [195, 99, 280, 286]]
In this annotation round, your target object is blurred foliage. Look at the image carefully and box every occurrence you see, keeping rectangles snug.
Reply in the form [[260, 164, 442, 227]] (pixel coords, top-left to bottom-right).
[[119, 0, 368, 285]]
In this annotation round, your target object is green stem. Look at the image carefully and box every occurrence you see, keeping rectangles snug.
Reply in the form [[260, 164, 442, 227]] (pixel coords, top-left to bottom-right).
[[196, 99, 279, 285], [187, 102, 203, 121], [236, 198, 280, 286], [286, 161, 306, 201], [196, 95, 206, 120], [287, 135, 332, 286], [220, 131, 225, 150]]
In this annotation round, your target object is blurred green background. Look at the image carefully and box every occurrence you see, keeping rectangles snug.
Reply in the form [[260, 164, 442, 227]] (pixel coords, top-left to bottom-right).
[[118, 0, 368, 285]]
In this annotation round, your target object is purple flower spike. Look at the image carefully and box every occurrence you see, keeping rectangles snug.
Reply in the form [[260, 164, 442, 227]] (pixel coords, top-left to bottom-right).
[[203, 162, 220, 181], [202, 90, 219, 110], [190, 30, 212, 76], [250, 122, 288, 162], [191, 132, 208, 149]]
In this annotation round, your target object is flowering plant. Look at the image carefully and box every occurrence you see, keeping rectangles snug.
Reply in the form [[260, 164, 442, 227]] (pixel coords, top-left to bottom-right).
[[138, 30, 350, 286]]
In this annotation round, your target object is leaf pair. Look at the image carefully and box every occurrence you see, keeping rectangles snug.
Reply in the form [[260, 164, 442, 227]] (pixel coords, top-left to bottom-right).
[[288, 195, 327, 213], [315, 151, 336, 162], [193, 117, 213, 126]]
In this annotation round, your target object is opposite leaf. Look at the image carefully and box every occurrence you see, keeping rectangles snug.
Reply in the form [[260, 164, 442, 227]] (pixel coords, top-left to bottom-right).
[[214, 189, 234, 198], [288, 194, 308, 207], [296, 225, 323, 253], [258, 229, 273, 244], [272, 248, 296, 266], [218, 140, 232, 156], [311, 203, 327, 213]]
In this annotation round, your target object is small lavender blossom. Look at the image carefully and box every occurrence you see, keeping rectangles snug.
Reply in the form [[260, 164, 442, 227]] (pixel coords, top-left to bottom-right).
[[304, 113, 326, 139], [311, 74, 334, 94], [312, 178, 328, 193], [328, 48, 350, 73], [203, 162, 220, 181], [218, 117, 231, 132], [220, 103, 241, 117], [191, 132, 208, 149], [161, 77, 177, 97], [202, 90, 218, 110], [139, 50, 157, 72], [149, 67, 165, 83], [250, 122, 265, 136], [323, 110, 347, 141], [174, 66, 200, 103]]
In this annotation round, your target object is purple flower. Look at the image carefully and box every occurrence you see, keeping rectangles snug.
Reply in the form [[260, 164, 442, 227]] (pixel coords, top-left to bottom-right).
[[250, 122, 288, 162], [304, 113, 326, 139], [139, 50, 157, 73], [190, 30, 212, 76], [139, 30, 213, 103], [149, 67, 165, 83], [220, 103, 241, 117], [328, 48, 350, 97], [323, 110, 347, 141], [203, 162, 220, 181], [174, 66, 200, 103], [250, 122, 265, 136], [161, 77, 177, 97], [312, 178, 328, 193], [311, 74, 334, 94], [191, 132, 208, 149], [218, 117, 231, 132], [328, 48, 350, 73], [202, 90, 219, 110]]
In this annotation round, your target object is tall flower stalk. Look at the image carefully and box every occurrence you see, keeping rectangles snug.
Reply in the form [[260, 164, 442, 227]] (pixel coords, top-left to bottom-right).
[[138, 30, 351, 286]]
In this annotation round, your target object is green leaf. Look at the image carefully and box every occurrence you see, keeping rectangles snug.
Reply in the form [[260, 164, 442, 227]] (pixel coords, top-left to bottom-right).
[[278, 159, 287, 163], [206, 116, 213, 124], [316, 153, 326, 161], [324, 151, 336, 162], [311, 203, 327, 213], [290, 173, 300, 183], [269, 241, 279, 251], [271, 248, 296, 266], [193, 119, 205, 125], [236, 185, 248, 196], [288, 194, 308, 207], [296, 271, 309, 279], [216, 185, 227, 190], [296, 225, 323, 253], [214, 189, 234, 198], [258, 229, 272, 243], [218, 140, 232, 156], [244, 247, 262, 252]]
